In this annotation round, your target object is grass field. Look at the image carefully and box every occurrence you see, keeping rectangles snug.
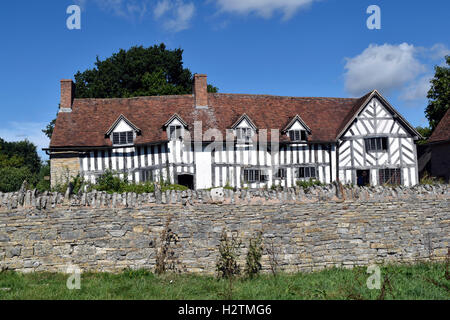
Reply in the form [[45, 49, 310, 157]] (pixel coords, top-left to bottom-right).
[[0, 263, 448, 300]]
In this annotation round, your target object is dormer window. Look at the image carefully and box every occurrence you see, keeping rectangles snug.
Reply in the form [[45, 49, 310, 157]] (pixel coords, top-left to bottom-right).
[[283, 115, 311, 142], [113, 131, 134, 145], [236, 128, 253, 142], [169, 125, 184, 140], [289, 130, 307, 142], [231, 114, 257, 143], [106, 114, 141, 147], [164, 114, 188, 141]]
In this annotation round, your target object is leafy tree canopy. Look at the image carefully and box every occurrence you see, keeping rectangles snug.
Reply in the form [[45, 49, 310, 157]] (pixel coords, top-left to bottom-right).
[[415, 126, 432, 145], [426, 55, 450, 131], [0, 138, 41, 174], [43, 43, 218, 139], [75, 43, 218, 98]]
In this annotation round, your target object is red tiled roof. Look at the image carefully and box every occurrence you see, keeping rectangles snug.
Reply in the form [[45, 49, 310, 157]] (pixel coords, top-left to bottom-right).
[[428, 108, 450, 143], [50, 93, 367, 148]]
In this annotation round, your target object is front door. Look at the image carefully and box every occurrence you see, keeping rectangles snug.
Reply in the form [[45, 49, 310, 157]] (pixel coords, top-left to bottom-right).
[[177, 174, 194, 189], [356, 170, 370, 186]]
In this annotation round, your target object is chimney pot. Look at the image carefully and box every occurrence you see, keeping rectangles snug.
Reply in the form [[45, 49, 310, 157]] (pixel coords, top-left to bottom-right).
[[194, 74, 208, 108], [60, 79, 75, 112]]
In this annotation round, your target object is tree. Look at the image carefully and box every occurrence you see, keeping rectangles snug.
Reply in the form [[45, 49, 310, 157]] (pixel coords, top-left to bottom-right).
[[425, 55, 450, 131], [0, 167, 34, 193], [43, 43, 218, 139], [0, 138, 41, 174], [415, 126, 432, 145], [0, 138, 43, 192], [42, 118, 56, 139]]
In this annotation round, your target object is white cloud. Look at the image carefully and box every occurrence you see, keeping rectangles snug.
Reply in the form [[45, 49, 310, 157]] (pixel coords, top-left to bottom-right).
[[0, 122, 50, 160], [214, 0, 319, 20], [154, 0, 171, 19], [154, 0, 195, 32], [344, 43, 427, 97], [428, 43, 450, 61], [399, 75, 432, 102], [80, 0, 150, 21], [74, 0, 194, 31]]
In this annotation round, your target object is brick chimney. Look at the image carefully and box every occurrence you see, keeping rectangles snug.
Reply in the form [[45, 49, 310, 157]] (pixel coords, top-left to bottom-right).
[[60, 79, 75, 112], [194, 74, 208, 108]]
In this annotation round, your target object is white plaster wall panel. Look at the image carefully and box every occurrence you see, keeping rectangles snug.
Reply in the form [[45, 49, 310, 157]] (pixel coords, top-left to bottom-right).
[[195, 147, 212, 189], [90, 152, 95, 171], [410, 167, 417, 186], [403, 167, 410, 186], [112, 119, 133, 133], [390, 138, 400, 165], [370, 169, 378, 186], [118, 149, 124, 170]]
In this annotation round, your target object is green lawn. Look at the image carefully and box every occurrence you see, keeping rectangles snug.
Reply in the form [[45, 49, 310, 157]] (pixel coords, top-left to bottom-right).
[[0, 263, 448, 300]]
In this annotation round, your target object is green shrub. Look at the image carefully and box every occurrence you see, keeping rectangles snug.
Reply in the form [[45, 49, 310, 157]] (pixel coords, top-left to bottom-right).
[[420, 172, 445, 185], [245, 232, 263, 278], [216, 230, 241, 279], [0, 167, 33, 192], [296, 178, 324, 189], [88, 170, 186, 194], [93, 170, 128, 193], [35, 163, 51, 192], [121, 181, 155, 194]]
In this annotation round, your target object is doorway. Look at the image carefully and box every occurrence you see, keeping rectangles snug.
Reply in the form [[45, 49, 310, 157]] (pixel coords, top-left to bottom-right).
[[356, 170, 370, 186], [177, 174, 194, 189]]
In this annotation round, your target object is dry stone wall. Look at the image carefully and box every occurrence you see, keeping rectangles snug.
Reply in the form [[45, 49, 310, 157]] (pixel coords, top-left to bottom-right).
[[0, 183, 449, 210], [0, 184, 449, 274]]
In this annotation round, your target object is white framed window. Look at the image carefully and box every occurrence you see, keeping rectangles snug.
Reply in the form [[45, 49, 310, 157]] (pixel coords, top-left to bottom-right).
[[289, 130, 307, 142], [365, 137, 388, 152], [296, 166, 316, 179], [168, 125, 184, 140], [236, 128, 253, 142], [379, 168, 401, 185], [243, 169, 268, 183], [141, 170, 154, 182], [274, 168, 287, 179], [112, 131, 134, 145]]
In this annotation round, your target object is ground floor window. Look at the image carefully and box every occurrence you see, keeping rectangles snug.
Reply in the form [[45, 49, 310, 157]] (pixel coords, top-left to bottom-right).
[[274, 168, 287, 179], [297, 166, 316, 179], [141, 170, 153, 182], [244, 169, 268, 183], [379, 168, 401, 185]]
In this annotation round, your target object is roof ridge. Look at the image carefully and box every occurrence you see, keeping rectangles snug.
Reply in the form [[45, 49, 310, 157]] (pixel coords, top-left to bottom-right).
[[210, 92, 359, 100], [74, 94, 193, 102], [73, 92, 361, 102]]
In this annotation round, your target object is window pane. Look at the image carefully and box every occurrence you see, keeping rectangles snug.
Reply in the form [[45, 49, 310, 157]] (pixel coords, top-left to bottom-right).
[[127, 131, 133, 144], [375, 138, 379, 151], [370, 138, 376, 150], [382, 138, 388, 150], [311, 167, 316, 178], [299, 167, 305, 178], [120, 132, 127, 144], [289, 131, 294, 141], [301, 131, 307, 141], [113, 133, 120, 144]]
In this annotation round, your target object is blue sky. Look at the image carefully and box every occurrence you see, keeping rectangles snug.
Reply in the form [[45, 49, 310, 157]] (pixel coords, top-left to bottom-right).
[[0, 0, 448, 160]]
